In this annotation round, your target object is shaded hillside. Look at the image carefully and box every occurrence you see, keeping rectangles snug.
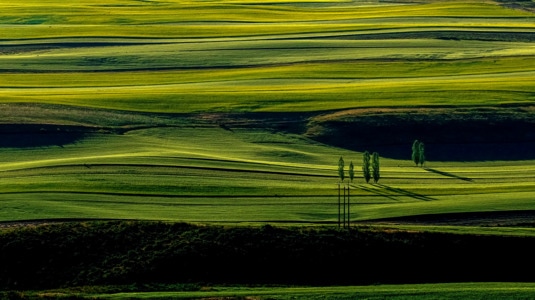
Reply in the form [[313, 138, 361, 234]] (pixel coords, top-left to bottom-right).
[[3, 104, 535, 161], [1, 221, 534, 291], [306, 106, 535, 161]]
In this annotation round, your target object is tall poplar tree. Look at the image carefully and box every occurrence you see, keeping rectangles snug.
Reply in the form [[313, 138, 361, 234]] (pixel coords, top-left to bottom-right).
[[372, 152, 380, 183], [412, 140, 420, 166], [418, 141, 425, 167], [362, 151, 371, 183], [338, 156, 345, 182]]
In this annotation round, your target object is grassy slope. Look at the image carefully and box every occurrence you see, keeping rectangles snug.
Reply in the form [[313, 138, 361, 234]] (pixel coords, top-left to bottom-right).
[[1, 122, 535, 233], [1, 1, 534, 112], [1, 1, 535, 297], [0, 1, 534, 227]]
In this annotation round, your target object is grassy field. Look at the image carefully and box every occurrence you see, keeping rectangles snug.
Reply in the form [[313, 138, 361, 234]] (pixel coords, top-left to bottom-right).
[[1, 119, 535, 236], [1, 0, 535, 297], [0, 0, 534, 227], [1, 0, 534, 112]]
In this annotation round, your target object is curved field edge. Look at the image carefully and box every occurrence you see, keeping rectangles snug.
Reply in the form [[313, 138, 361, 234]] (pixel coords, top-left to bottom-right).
[[1, 126, 535, 225], [1, 104, 535, 225]]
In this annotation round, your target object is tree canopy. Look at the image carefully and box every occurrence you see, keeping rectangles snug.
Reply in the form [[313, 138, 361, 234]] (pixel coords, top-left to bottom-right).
[[412, 140, 425, 167], [372, 152, 380, 183], [338, 156, 345, 182], [362, 151, 371, 183]]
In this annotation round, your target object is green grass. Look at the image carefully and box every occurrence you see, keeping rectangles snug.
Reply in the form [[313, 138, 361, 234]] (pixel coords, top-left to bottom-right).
[[2, 1, 532, 29], [0, 0, 534, 230], [2, 0, 535, 297], [1, 0, 534, 112], [1, 125, 534, 232]]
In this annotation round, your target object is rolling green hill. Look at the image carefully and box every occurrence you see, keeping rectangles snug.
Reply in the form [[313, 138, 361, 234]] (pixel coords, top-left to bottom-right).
[[1, 106, 535, 229], [1, 0, 535, 298], [1, 0, 534, 226], [1, 0, 534, 112]]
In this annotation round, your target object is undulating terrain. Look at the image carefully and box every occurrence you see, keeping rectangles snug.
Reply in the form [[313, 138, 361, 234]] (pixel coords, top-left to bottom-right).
[[1, 0, 534, 298]]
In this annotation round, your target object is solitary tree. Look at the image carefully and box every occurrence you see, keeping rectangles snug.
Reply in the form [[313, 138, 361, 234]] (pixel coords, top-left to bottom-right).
[[362, 151, 371, 183], [418, 141, 425, 167], [372, 152, 380, 183], [412, 140, 421, 166], [338, 156, 345, 182], [348, 161, 355, 183], [412, 140, 426, 167]]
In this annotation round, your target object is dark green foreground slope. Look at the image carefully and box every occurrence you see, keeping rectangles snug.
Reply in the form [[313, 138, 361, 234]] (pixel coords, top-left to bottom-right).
[[1, 221, 533, 292]]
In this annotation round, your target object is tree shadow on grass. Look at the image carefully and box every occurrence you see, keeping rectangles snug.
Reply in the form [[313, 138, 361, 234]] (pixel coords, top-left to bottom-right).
[[355, 184, 400, 202], [376, 183, 435, 201], [355, 183, 434, 201], [425, 168, 473, 182]]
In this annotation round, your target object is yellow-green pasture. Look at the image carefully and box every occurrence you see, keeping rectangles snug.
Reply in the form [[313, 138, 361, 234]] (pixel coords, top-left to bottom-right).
[[1, 0, 534, 112], [2, 1, 533, 36], [1, 50, 535, 112], [1, 0, 535, 230], [1, 126, 535, 233]]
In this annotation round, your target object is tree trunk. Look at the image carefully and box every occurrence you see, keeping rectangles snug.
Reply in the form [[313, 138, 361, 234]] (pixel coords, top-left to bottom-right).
[[338, 183, 341, 228], [347, 185, 350, 228], [343, 185, 346, 228]]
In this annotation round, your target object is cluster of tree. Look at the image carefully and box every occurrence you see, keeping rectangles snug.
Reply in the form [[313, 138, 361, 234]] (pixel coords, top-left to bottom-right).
[[335, 141, 428, 228], [362, 151, 380, 184], [412, 140, 425, 167], [339, 140, 425, 185], [338, 152, 380, 184]]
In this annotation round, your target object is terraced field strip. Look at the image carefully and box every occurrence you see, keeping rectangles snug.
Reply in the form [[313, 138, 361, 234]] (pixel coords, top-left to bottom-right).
[[1, 0, 534, 112], [3, 1, 532, 32]]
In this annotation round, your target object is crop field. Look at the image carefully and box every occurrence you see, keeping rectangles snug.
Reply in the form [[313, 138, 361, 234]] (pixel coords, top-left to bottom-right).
[[1, 0, 535, 228], [1, 121, 535, 233], [1, 0, 534, 112], [1, 0, 535, 297]]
